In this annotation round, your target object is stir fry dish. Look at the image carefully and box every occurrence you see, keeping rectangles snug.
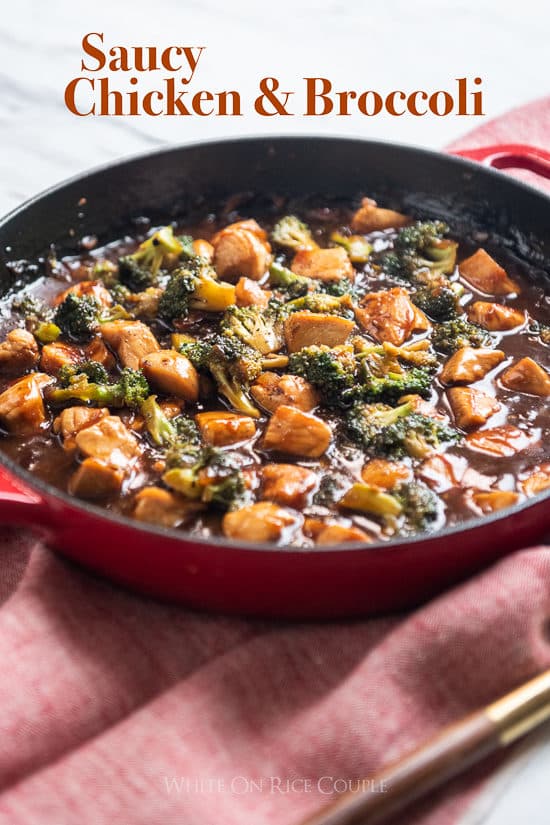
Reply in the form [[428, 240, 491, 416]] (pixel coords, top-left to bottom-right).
[[0, 195, 549, 546]]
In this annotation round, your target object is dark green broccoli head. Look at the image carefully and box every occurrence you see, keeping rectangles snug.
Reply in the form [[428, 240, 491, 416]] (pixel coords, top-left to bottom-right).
[[412, 284, 459, 321], [345, 401, 460, 458], [271, 216, 317, 251], [118, 226, 184, 292], [48, 366, 149, 409], [141, 395, 200, 448], [432, 318, 493, 354], [163, 445, 250, 511], [177, 340, 213, 371], [315, 278, 362, 299], [395, 481, 442, 533], [380, 221, 457, 281], [288, 345, 357, 408], [361, 367, 433, 402], [58, 361, 109, 387], [53, 294, 99, 341], [268, 261, 311, 298], [285, 292, 353, 316], [158, 265, 198, 321], [221, 304, 283, 355], [205, 336, 262, 417]]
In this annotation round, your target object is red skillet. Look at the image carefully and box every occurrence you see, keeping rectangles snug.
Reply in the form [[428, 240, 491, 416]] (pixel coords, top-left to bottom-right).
[[0, 137, 548, 618]]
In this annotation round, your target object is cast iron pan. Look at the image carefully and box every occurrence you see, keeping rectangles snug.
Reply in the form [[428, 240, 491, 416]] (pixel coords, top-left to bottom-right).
[[0, 136, 548, 619]]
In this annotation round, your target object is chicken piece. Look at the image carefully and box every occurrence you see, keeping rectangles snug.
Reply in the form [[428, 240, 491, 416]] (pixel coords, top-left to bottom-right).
[[125, 288, 162, 320], [53, 406, 109, 451], [140, 349, 199, 402], [84, 337, 116, 370], [192, 238, 214, 261], [418, 454, 467, 493], [291, 247, 355, 283], [398, 394, 447, 420], [261, 463, 318, 509], [350, 198, 410, 233], [212, 221, 272, 282], [222, 501, 300, 543], [251, 372, 319, 413], [316, 524, 371, 545], [471, 490, 520, 514], [133, 487, 197, 528], [54, 279, 113, 308], [101, 320, 160, 370], [0, 373, 52, 434], [467, 301, 525, 331], [74, 415, 139, 468], [354, 287, 422, 346], [195, 411, 256, 446], [447, 387, 500, 430], [235, 277, 271, 309], [361, 459, 411, 490], [263, 405, 331, 458], [40, 341, 82, 376], [521, 464, 550, 496], [440, 347, 505, 385], [69, 458, 123, 500], [159, 398, 185, 418], [284, 312, 355, 352], [500, 357, 550, 397], [466, 425, 532, 457], [0, 328, 39, 374], [459, 249, 519, 295]]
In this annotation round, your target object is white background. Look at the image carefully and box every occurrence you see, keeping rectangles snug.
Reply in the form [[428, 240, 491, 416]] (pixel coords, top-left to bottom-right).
[[1, 1, 550, 822]]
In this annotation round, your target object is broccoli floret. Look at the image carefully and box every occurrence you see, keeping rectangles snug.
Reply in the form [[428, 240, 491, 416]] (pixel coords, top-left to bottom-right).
[[58, 361, 109, 387], [315, 278, 360, 298], [540, 324, 550, 345], [330, 232, 372, 263], [432, 318, 493, 354], [361, 367, 433, 402], [285, 293, 352, 316], [12, 295, 53, 330], [48, 367, 149, 408], [268, 261, 311, 298], [53, 294, 99, 341], [288, 345, 358, 408], [221, 305, 283, 355], [354, 341, 436, 402], [412, 283, 460, 321], [159, 260, 235, 322], [395, 481, 442, 533], [108, 282, 132, 304], [345, 401, 460, 458], [313, 473, 351, 507], [118, 226, 184, 291], [92, 259, 119, 287], [205, 336, 262, 418], [380, 221, 457, 281], [140, 395, 200, 448], [271, 215, 318, 251], [34, 322, 61, 343], [163, 445, 250, 511]]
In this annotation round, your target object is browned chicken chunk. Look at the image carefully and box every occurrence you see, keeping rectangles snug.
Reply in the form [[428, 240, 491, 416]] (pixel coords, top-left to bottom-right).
[[261, 464, 318, 509], [235, 277, 271, 308], [133, 487, 198, 528], [192, 238, 214, 261], [53, 406, 109, 451], [263, 405, 332, 458], [84, 337, 116, 369], [74, 415, 139, 468], [315, 524, 371, 545], [54, 279, 113, 308], [0, 328, 39, 374], [101, 320, 160, 370], [196, 411, 256, 446], [284, 312, 355, 352], [361, 459, 411, 490], [447, 387, 500, 430], [40, 341, 82, 376], [222, 501, 300, 543], [68, 458, 123, 500], [0, 373, 52, 434], [291, 247, 355, 283], [471, 490, 520, 514], [521, 464, 550, 496], [440, 347, 505, 385], [500, 357, 550, 396], [350, 198, 410, 233], [466, 425, 533, 457], [418, 454, 466, 493], [467, 301, 525, 331], [355, 287, 424, 345], [141, 349, 199, 402], [459, 249, 519, 295], [251, 372, 319, 413], [212, 220, 272, 282]]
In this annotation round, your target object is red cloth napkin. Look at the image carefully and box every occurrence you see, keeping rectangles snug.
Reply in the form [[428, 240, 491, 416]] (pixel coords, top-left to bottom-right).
[[0, 532, 549, 825], [1, 99, 550, 825]]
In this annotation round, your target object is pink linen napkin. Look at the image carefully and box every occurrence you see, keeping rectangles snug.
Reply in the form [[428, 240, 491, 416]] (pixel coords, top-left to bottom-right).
[[0, 531, 548, 825]]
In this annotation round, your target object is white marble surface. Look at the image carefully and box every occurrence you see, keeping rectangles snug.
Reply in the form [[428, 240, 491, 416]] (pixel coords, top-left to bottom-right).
[[1, 1, 550, 822]]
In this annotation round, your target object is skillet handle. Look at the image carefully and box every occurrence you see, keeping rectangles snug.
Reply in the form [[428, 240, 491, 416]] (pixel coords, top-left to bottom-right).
[[0, 464, 51, 529], [453, 144, 550, 184]]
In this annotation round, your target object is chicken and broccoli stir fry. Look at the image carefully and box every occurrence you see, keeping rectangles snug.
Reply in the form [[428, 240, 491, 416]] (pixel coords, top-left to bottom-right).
[[0, 195, 549, 546]]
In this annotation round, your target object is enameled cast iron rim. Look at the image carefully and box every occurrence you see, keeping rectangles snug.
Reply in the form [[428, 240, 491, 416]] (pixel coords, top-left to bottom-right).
[[0, 134, 548, 554]]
